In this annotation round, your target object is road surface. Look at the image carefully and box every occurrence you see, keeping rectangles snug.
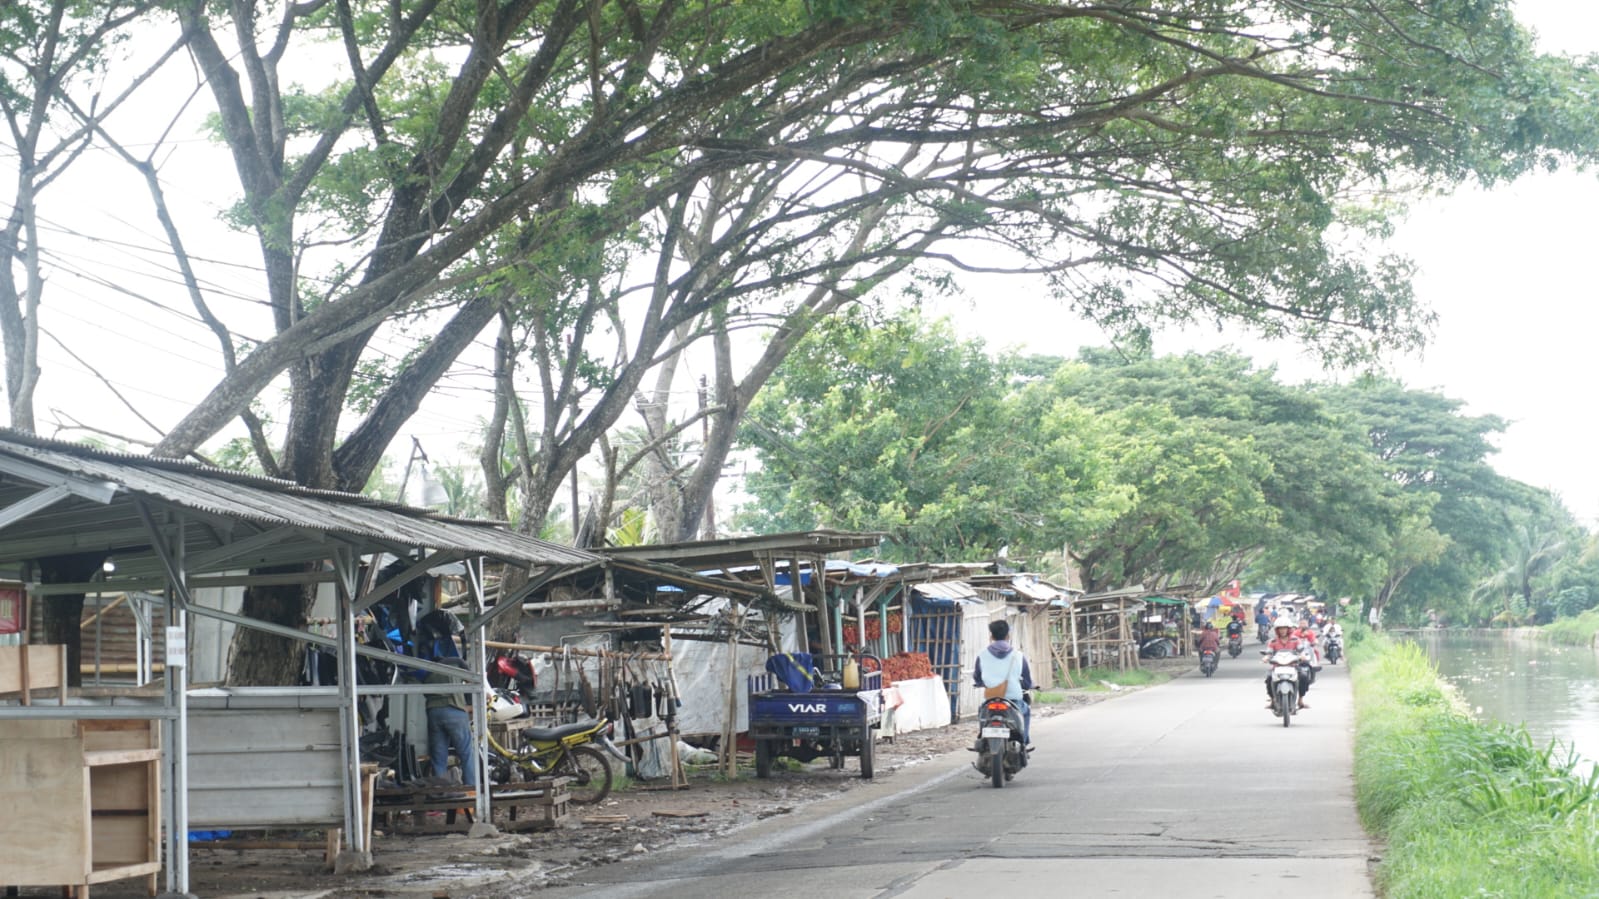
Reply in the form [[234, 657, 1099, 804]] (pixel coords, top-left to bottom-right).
[[534, 651, 1375, 898]]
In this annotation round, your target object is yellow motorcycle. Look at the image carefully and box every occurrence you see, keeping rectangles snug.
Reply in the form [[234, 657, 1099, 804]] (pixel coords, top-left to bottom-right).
[[486, 696, 627, 803]]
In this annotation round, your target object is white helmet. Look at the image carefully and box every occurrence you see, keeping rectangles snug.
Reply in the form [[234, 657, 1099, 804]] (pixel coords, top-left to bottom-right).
[[487, 687, 526, 723], [1273, 616, 1296, 630]]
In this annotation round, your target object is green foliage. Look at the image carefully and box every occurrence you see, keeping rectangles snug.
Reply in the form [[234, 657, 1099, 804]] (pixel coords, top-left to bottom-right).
[[1541, 608, 1599, 647], [1351, 632, 1599, 897], [737, 309, 1031, 560]]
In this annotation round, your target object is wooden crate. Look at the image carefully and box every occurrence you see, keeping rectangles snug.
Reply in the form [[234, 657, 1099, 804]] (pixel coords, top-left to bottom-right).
[[0, 718, 162, 895]]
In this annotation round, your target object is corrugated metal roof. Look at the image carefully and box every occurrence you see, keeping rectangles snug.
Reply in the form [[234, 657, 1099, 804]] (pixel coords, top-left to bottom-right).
[[0, 431, 596, 568], [1007, 577, 1064, 602], [911, 579, 978, 601]]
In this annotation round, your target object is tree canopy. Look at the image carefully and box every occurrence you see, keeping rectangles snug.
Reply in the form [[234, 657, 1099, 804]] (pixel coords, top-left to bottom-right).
[[736, 320, 1591, 618], [7, 0, 1599, 677]]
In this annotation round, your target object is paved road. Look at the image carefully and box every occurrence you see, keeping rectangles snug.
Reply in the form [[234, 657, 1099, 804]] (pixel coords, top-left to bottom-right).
[[537, 651, 1375, 898]]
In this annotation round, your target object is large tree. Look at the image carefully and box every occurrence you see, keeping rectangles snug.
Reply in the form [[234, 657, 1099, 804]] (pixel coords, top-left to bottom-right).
[[8, 1, 1599, 678], [1317, 377, 1540, 623]]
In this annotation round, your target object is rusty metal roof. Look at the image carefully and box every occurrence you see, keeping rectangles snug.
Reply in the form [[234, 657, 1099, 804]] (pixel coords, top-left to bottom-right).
[[0, 430, 596, 572], [911, 579, 979, 601]]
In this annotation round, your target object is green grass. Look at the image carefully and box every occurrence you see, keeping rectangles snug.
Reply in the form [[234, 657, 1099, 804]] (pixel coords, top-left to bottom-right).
[[1542, 608, 1599, 647], [1350, 627, 1599, 897], [1069, 666, 1166, 692], [1031, 690, 1068, 704]]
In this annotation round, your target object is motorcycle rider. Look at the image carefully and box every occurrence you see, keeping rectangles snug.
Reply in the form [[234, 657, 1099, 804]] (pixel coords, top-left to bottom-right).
[[1254, 604, 1273, 641], [973, 619, 1034, 746], [1225, 616, 1244, 640], [1263, 617, 1312, 710], [1197, 621, 1221, 656]]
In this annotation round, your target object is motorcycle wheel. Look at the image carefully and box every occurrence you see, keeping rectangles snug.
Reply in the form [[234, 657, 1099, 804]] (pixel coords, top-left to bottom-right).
[[1277, 687, 1295, 728], [989, 737, 1006, 788], [1203, 666, 1213, 677], [755, 739, 773, 779], [859, 732, 874, 780], [556, 744, 613, 805]]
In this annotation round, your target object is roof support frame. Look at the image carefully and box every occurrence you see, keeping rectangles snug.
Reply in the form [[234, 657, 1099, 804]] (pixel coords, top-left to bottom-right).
[[186, 524, 329, 572], [352, 549, 457, 613], [0, 483, 74, 532], [0, 454, 118, 504]]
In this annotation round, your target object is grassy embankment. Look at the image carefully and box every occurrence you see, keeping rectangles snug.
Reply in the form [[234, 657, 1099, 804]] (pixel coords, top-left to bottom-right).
[[1349, 626, 1599, 897], [1035, 665, 1165, 703], [1541, 608, 1599, 647]]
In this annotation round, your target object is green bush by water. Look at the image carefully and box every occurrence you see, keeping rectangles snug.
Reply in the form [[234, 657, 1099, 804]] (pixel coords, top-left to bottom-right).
[[1351, 630, 1599, 897], [1542, 608, 1599, 647]]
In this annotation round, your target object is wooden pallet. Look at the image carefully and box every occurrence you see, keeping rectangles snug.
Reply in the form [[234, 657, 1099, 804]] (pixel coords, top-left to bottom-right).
[[374, 777, 572, 834]]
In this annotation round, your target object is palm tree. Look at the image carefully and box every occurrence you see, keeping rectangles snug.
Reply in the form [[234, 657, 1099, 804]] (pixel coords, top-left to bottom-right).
[[1470, 512, 1568, 625]]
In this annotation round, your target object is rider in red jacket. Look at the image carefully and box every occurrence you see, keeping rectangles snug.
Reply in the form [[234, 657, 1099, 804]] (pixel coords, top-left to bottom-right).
[[1263, 618, 1312, 709]]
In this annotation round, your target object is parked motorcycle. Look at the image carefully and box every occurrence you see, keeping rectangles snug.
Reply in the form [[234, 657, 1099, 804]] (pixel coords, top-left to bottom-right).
[[1265, 649, 1302, 727], [489, 716, 629, 803], [1227, 633, 1244, 659], [483, 649, 628, 803], [974, 696, 1028, 787], [1199, 647, 1219, 677]]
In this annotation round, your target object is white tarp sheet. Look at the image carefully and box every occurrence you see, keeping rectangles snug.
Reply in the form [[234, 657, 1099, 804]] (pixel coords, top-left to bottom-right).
[[885, 676, 951, 733]]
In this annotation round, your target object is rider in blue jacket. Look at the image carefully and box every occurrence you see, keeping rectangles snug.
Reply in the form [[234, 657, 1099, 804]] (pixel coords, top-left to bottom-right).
[[973, 619, 1035, 745]]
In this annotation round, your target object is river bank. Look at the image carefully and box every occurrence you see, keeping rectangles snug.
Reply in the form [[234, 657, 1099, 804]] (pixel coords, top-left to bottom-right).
[[1349, 627, 1599, 897]]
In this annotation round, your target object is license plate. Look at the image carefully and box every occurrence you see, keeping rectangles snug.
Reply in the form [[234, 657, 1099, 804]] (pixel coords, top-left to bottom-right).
[[980, 726, 1009, 739], [792, 726, 819, 738]]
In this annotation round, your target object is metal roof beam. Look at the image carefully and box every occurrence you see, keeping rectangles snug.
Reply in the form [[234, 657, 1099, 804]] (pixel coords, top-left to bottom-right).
[[352, 549, 457, 613], [186, 525, 329, 572], [0, 455, 118, 503], [0, 484, 74, 532]]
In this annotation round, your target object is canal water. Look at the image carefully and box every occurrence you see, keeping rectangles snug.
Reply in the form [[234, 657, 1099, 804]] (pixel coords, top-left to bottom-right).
[[1405, 629, 1599, 773]]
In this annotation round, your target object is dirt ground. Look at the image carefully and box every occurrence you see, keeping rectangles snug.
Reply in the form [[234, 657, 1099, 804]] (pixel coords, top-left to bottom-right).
[[64, 659, 1192, 899]]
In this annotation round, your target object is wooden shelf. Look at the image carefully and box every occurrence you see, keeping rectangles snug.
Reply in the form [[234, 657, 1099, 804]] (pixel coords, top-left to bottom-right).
[[85, 747, 163, 766], [0, 717, 161, 895]]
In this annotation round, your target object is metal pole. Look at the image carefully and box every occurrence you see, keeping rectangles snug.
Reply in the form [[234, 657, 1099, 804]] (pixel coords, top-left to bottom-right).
[[333, 550, 368, 861], [158, 513, 191, 895], [466, 557, 490, 826]]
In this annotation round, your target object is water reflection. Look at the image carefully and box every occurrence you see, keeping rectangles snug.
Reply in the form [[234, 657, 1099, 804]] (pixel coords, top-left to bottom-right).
[[1405, 629, 1599, 773]]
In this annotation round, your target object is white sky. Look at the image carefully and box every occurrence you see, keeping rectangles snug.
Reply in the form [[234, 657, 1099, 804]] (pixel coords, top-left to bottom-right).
[[8, 2, 1599, 525]]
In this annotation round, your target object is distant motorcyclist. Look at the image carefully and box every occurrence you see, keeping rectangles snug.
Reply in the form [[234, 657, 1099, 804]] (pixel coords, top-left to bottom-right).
[[973, 619, 1034, 746], [1263, 617, 1312, 709], [1225, 616, 1244, 639], [1197, 621, 1221, 655]]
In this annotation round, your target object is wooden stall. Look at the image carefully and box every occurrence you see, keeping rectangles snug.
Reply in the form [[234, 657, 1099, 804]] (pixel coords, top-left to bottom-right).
[[1062, 589, 1147, 672]]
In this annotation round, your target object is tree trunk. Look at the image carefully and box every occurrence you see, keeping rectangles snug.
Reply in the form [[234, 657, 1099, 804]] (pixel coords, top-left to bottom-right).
[[38, 553, 110, 688], [225, 567, 318, 686]]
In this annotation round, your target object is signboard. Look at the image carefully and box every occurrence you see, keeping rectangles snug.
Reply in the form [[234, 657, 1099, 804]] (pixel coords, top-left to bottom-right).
[[0, 584, 23, 636], [165, 626, 187, 668]]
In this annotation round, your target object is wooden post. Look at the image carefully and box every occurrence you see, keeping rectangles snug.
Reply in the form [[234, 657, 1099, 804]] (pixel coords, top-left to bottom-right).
[[720, 604, 743, 780], [664, 625, 685, 789]]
